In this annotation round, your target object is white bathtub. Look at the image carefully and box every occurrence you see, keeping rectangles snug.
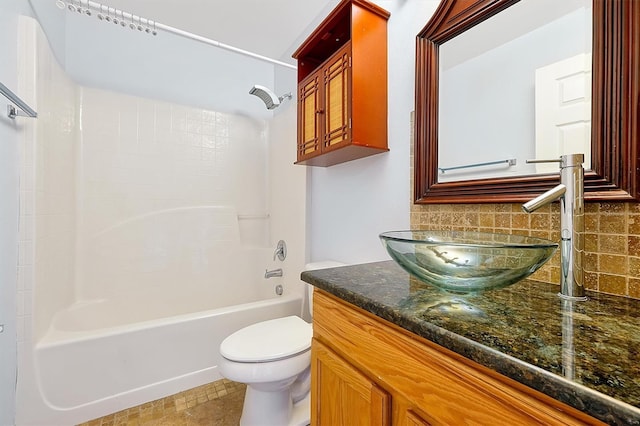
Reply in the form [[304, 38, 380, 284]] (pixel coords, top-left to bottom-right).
[[34, 289, 303, 423], [22, 205, 306, 424]]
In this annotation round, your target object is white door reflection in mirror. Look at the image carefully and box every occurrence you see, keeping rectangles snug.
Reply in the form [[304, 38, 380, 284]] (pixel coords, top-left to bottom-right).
[[534, 53, 592, 174]]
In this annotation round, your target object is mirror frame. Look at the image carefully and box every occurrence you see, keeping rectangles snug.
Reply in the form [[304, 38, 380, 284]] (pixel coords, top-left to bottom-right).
[[414, 0, 640, 204]]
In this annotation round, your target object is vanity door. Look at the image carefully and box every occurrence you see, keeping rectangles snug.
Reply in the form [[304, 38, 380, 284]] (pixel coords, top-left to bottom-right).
[[311, 338, 390, 426]]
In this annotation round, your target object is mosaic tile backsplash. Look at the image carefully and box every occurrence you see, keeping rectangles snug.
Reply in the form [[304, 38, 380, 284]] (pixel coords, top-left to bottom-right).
[[410, 202, 640, 299]]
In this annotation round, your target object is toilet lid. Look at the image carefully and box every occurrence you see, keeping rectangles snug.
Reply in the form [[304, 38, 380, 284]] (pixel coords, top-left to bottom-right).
[[220, 316, 312, 362]]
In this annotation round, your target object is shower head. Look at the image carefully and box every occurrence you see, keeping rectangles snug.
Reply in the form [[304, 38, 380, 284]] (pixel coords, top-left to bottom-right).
[[249, 85, 292, 110]]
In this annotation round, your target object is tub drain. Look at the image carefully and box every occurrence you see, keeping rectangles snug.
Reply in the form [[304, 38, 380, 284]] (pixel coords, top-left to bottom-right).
[[275, 284, 283, 296]]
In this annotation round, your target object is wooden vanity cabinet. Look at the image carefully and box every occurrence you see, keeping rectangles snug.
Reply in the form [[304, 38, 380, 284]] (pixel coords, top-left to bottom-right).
[[292, 0, 389, 167], [312, 290, 604, 426]]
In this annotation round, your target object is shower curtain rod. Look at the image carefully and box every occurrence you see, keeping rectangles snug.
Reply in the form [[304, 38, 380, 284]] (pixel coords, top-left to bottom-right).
[[155, 21, 297, 70], [71, 0, 298, 70]]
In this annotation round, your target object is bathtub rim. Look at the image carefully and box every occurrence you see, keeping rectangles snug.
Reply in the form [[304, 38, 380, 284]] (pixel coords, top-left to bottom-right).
[[37, 293, 303, 348]]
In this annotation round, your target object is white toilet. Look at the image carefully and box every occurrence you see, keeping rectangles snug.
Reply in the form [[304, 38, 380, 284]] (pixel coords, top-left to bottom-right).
[[218, 261, 344, 426]]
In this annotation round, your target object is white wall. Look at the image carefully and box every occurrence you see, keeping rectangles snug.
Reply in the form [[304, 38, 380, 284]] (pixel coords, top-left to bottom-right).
[[0, 5, 20, 424], [308, 1, 440, 264], [0, 1, 36, 424]]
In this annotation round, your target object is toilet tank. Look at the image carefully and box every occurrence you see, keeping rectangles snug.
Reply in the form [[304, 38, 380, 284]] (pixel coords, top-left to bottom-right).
[[303, 261, 345, 320]]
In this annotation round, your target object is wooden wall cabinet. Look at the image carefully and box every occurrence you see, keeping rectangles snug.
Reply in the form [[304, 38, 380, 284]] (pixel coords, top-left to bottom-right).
[[292, 0, 389, 167], [312, 290, 604, 425]]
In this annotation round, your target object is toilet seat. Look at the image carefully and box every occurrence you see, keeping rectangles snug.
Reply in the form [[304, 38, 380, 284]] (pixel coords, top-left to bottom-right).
[[221, 316, 312, 363]]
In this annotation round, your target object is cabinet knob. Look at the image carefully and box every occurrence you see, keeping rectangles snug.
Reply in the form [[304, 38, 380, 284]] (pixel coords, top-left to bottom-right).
[[316, 109, 324, 114]]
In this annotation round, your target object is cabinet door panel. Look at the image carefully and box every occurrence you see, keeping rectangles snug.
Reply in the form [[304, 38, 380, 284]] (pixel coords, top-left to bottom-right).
[[312, 338, 390, 426], [298, 74, 322, 159], [323, 45, 351, 150]]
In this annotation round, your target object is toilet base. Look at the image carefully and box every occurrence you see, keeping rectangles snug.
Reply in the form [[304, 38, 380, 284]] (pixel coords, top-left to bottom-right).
[[239, 387, 310, 426], [290, 392, 311, 426]]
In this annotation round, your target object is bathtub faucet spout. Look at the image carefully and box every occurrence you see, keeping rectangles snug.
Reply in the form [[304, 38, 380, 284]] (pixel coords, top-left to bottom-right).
[[264, 268, 283, 279]]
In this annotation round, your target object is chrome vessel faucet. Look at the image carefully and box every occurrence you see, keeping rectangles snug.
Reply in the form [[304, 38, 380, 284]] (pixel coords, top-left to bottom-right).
[[523, 153, 587, 301]]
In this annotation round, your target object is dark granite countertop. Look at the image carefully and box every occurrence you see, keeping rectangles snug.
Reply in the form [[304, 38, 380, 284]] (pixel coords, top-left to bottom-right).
[[301, 261, 640, 425]]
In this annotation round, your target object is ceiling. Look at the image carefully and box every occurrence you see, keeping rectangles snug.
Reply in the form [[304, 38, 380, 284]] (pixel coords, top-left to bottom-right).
[[91, 0, 340, 65]]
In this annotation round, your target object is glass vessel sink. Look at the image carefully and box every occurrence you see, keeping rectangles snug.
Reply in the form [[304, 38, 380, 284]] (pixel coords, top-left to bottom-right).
[[380, 230, 558, 294]]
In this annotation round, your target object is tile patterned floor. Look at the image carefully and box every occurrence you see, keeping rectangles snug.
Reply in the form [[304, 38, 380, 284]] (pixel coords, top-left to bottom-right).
[[77, 379, 245, 426]]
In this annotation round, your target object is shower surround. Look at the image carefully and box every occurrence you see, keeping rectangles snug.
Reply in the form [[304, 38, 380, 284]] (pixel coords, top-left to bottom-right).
[[15, 17, 301, 425]]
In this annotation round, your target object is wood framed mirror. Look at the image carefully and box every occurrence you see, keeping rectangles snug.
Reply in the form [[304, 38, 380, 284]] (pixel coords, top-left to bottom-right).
[[414, 0, 639, 204]]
